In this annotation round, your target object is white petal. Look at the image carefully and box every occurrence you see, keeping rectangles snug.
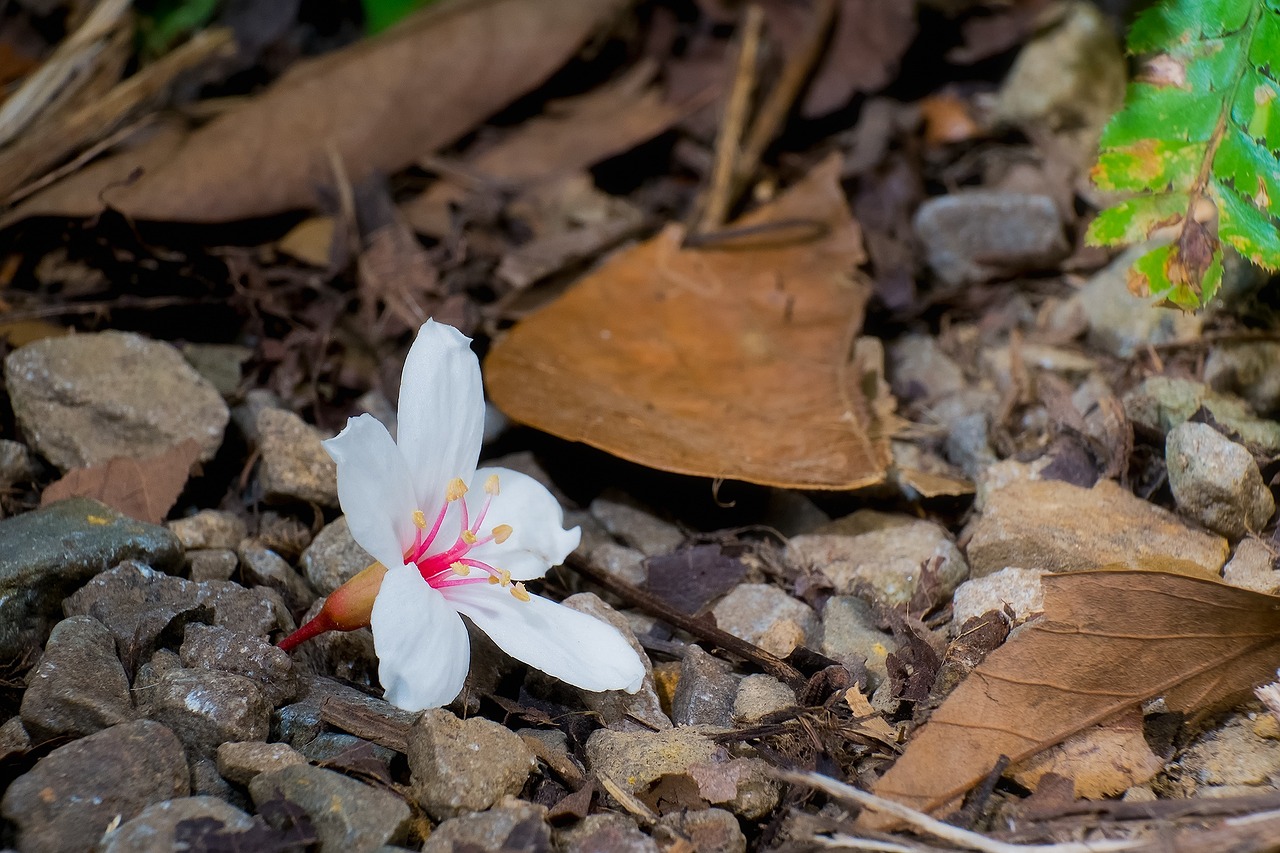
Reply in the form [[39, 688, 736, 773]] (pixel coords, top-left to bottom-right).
[[446, 584, 646, 694], [323, 414, 417, 572], [396, 320, 485, 515], [370, 563, 471, 711], [463, 467, 580, 581]]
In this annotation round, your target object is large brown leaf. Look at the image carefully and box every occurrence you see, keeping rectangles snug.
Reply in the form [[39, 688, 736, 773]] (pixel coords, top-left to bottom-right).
[[40, 439, 202, 524], [7, 0, 626, 223], [865, 570, 1280, 825], [485, 155, 890, 489]]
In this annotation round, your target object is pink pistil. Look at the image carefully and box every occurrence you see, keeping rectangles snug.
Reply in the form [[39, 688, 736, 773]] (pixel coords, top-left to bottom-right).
[[403, 490, 506, 590]]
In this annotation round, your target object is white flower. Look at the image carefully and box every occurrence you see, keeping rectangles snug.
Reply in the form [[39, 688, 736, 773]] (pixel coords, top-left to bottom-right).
[[321, 319, 646, 711]]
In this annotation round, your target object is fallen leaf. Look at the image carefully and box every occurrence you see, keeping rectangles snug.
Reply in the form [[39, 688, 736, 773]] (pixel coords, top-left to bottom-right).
[[7, 0, 626, 223], [277, 216, 337, 268], [1008, 707, 1163, 799], [40, 439, 202, 524], [485, 155, 891, 489], [645, 545, 746, 615], [865, 570, 1280, 825]]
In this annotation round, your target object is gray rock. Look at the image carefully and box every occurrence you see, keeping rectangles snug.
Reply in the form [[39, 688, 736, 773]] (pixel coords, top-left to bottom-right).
[[964, 479, 1229, 576], [168, 509, 248, 551], [421, 797, 549, 853], [138, 667, 271, 758], [558, 813, 657, 853], [589, 541, 648, 586], [19, 615, 133, 741], [255, 408, 338, 507], [820, 596, 896, 688], [1167, 422, 1275, 539], [237, 540, 316, 614], [787, 518, 968, 606], [913, 191, 1068, 286], [180, 623, 301, 706], [288, 596, 379, 685], [1077, 245, 1203, 357], [249, 764, 410, 851], [216, 741, 307, 785], [186, 548, 239, 582], [887, 333, 966, 404], [672, 645, 737, 728], [181, 342, 252, 397], [102, 795, 258, 853], [590, 494, 683, 556], [560, 592, 669, 731], [296, 732, 397, 766], [0, 439, 40, 488], [406, 708, 535, 820], [1205, 342, 1280, 416], [273, 676, 415, 749], [301, 516, 373, 596], [951, 567, 1047, 626], [64, 561, 292, 654], [0, 716, 31, 762], [711, 583, 819, 657], [1175, 714, 1280, 789], [658, 808, 746, 853], [762, 490, 831, 537], [733, 675, 795, 723], [190, 756, 239, 802], [4, 330, 228, 471], [1124, 376, 1280, 454], [0, 497, 182, 662], [1223, 538, 1279, 593], [0, 720, 188, 853], [230, 388, 285, 445]]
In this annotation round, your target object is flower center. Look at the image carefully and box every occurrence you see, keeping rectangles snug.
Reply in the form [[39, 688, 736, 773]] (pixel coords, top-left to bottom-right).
[[405, 474, 529, 602]]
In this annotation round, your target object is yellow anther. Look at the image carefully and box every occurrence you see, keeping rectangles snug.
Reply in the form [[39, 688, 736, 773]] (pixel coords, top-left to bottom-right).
[[511, 582, 531, 602], [450, 561, 470, 576], [446, 478, 468, 502], [488, 575, 499, 585], [412, 509, 427, 529], [485, 474, 500, 495], [461, 530, 478, 545], [496, 568, 511, 587], [492, 524, 513, 544]]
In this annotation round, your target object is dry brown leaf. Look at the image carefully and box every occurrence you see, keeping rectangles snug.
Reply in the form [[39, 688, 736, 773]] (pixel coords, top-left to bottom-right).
[[7, 0, 626, 224], [485, 155, 890, 489], [865, 570, 1280, 826], [41, 439, 202, 524]]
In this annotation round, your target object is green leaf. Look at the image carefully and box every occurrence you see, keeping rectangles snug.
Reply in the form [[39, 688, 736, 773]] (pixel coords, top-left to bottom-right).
[[136, 0, 220, 58], [1088, 0, 1280, 310], [362, 0, 440, 34]]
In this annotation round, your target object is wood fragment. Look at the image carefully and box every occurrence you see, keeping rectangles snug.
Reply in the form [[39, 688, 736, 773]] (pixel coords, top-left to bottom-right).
[[698, 4, 764, 231], [318, 696, 413, 753]]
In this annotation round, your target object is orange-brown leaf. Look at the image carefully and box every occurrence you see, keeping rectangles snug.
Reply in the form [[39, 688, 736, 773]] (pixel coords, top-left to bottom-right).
[[866, 570, 1280, 825], [41, 439, 202, 524], [484, 155, 890, 489]]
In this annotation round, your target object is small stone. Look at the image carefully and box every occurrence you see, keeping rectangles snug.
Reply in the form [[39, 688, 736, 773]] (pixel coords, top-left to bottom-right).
[[4, 330, 229, 471], [1205, 342, 1280, 416], [590, 494, 684, 556], [64, 561, 292, 652], [255, 408, 339, 506], [0, 716, 31, 762], [169, 510, 248, 551], [733, 674, 795, 723], [230, 388, 285, 445], [249, 764, 410, 850], [216, 741, 307, 785], [295, 732, 398, 766], [1124, 376, 1280, 454], [560, 592, 669, 731], [672, 645, 737, 728], [1076, 245, 1203, 357], [711, 583, 819, 657], [762, 490, 831, 537], [421, 797, 549, 853], [913, 191, 1068, 287], [300, 516, 373, 596], [181, 342, 252, 397], [274, 676, 416, 749], [139, 667, 271, 758], [658, 808, 747, 853], [180, 623, 301, 706], [887, 333, 966, 404], [965, 479, 1228, 576], [289, 596, 379, 685], [238, 540, 316, 614], [951, 567, 1048, 626], [931, 392, 999, 479], [1167, 422, 1275, 539], [102, 796, 258, 853], [788, 517, 968, 606], [589, 541, 649, 586], [186, 548, 239, 582], [1177, 715, 1280, 788], [558, 813, 657, 853], [0, 439, 40, 487], [820, 596, 896, 688], [20, 615, 133, 741], [407, 708, 535, 820], [1223, 539, 1280, 593], [0, 720, 188, 853]]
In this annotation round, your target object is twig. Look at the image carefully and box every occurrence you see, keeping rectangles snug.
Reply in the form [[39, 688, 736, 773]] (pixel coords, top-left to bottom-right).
[[775, 769, 1142, 853], [564, 552, 806, 689], [699, 4, 764, 231]]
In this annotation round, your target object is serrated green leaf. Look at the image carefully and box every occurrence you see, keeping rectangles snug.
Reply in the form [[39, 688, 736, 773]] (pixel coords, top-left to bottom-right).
[[1216, 126, 1280, 214], [1085, 194, 1186, 245], [1129, 243, 1224, 310], [1128, 0, 1251, 53], [1101, 86, 1222, 147], [1093, 140, 1201, 192], [1214, 179, 1280, 266]]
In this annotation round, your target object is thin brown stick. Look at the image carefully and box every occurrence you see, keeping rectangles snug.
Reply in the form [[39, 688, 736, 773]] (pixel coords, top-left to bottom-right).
[[699, 3, 764, 231], [564, 552, 806, 689]]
